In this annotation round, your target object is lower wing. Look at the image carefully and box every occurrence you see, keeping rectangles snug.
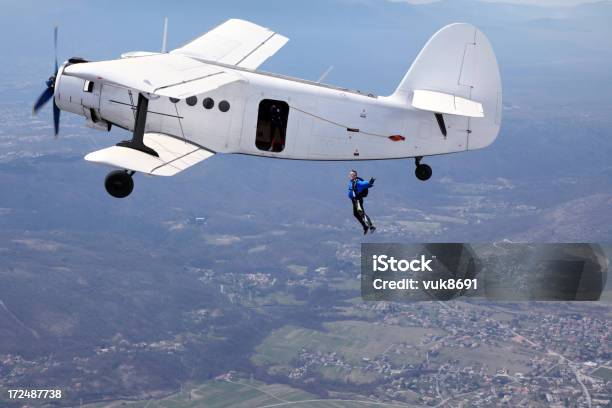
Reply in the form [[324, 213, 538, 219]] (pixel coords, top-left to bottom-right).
[[85, 133, 214, 176]]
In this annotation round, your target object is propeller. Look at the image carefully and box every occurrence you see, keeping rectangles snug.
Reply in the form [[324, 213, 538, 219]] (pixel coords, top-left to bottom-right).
[[32, 26, 61, 137]]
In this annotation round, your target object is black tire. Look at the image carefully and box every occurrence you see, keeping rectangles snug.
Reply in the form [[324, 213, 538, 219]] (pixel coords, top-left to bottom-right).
[[104, 170, 134, 198], [415, 164, 432, 181]]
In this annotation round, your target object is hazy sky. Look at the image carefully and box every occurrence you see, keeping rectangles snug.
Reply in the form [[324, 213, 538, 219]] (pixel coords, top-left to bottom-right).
[[397, 0, 603, 5]]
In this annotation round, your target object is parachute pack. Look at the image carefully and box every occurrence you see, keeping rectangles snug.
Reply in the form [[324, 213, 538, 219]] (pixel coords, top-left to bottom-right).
[[356, 177, 369, 198]]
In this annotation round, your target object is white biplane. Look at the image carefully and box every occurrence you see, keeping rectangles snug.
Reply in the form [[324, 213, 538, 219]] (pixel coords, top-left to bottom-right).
[[33, 19, 502, 198]]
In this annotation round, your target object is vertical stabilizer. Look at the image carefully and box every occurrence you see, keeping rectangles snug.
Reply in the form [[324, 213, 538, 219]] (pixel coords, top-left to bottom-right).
[[392, 23, 502, 149]]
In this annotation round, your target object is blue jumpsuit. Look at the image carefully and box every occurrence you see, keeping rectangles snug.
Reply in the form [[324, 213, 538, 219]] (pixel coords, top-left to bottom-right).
[[348, 178, 374, 230]]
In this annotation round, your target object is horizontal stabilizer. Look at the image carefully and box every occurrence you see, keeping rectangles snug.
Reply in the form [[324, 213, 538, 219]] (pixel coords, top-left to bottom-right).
[[412, 90, 484, 118], [85, 133, 214, 176]]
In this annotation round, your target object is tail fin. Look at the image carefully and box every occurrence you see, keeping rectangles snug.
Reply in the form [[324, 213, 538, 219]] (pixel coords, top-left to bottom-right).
[[392, 23, 502, 149]]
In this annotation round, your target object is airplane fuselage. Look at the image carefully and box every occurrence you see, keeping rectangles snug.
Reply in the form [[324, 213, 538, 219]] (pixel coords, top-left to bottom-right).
[[56, 59, 483, 161]]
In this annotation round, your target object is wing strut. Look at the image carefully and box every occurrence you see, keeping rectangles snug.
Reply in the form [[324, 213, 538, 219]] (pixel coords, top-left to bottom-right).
[[117, 93, 159, 157]]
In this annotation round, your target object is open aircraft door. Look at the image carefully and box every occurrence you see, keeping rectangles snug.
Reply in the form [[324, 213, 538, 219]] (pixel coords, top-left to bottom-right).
[[241, 93, 294, 156]]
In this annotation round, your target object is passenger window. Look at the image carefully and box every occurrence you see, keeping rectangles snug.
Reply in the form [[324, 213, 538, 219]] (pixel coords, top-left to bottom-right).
[[202, 97, 214, 109], [186, 96, 198, 106], [256, 99, 289, 152]]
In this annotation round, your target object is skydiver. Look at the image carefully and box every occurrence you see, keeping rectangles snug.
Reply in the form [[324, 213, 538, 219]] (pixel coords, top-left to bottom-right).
[[348, 169, 376, 235], [268, 104, 284, 152]]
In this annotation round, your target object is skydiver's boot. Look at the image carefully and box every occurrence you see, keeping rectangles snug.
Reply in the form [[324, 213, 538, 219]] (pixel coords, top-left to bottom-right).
[[357, 210, 369, 234], [363, 213, 375, 233]]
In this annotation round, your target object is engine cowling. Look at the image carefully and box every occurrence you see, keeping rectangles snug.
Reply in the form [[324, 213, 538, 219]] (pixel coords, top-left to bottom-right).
[[54, 60, 111, 131]]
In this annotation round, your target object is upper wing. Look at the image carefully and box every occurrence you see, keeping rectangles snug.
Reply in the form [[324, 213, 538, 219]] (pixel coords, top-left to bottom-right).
[[170, 19, 288, 69], [63, 53, 242, 99], [63, 19, 286, 97], [85, 133, 214, 176]]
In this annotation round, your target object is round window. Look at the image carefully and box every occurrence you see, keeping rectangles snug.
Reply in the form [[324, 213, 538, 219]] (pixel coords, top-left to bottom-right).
[[219, 100, 230, 112], [203, 97, 214, 109], [169, 97, 180, 103], [186, 96, 197, 106]]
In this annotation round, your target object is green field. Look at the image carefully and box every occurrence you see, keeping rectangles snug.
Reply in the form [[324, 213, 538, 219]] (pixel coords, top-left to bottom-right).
[[252, 320, 442, 383], [253, 321, 439, 365], [432, 343, 535, 375], [592, 366, 612, 380], [83, 377, 417, 408], [84, 379, 313, 408]]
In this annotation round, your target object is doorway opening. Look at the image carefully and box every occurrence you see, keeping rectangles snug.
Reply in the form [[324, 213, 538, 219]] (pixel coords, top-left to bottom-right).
[[256, 99, 289, 152]]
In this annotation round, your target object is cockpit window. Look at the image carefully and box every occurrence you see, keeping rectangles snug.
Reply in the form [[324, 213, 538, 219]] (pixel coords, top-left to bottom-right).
[[83, 80, 94, 93]]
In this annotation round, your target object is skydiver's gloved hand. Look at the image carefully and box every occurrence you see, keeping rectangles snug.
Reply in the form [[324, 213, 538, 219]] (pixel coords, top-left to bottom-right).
[[369, 177, 376, 185]]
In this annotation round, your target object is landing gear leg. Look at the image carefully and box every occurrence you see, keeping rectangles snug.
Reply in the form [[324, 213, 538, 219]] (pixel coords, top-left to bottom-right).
[[105, 170, 134, 198], [414, 156, 432, 181]]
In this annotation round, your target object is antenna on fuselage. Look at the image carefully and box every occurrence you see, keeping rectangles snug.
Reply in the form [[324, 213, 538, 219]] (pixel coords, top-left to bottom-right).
[[316, 65, 334, 83], [161, 17, 169, 53]]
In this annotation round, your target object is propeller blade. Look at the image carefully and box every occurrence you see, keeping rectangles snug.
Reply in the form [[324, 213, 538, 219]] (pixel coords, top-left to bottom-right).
[[53, 99, 61, 137], [32, 87, 54, 114], [33, 27, 62, 136], [54, 26, 58, 73]]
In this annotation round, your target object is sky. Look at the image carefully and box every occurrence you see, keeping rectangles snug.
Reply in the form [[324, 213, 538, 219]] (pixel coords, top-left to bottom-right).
[[397, 0, 605, 5]]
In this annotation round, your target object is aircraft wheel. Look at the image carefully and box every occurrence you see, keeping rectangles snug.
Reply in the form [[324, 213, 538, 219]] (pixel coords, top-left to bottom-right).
[[105, 170, 134, 198], [415, 164, 432, 181]]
